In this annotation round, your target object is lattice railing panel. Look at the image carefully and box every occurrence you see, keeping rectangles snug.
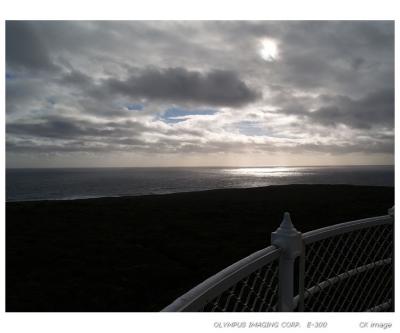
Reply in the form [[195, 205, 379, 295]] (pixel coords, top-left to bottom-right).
[[302, 223, 393, 312], [163, 213, 394, 313], [201, 258, 280, 312]]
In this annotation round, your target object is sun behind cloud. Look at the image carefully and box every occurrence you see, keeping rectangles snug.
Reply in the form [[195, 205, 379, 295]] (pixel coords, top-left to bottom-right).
[[259, 38, 279, 61]]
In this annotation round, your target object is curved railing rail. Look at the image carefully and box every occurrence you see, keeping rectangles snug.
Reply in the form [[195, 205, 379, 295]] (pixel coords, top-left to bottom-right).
[[302, 215, 393, 244], [162, 246, 281, 312], [162, 207, 394, 312]]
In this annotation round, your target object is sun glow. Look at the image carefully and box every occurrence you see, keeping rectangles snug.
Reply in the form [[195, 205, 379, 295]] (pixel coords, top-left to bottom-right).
[[223, 167, 310, 178], [260, 39, 278, 61]]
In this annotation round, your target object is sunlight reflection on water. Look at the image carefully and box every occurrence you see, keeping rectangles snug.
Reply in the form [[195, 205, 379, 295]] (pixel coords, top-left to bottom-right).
[[221, 167, 313, 178]]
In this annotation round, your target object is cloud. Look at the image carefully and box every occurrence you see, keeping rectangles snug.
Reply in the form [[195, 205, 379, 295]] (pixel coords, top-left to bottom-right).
[[6, 116, 148, 140], [5, 21, 394, 166], [6, 128, 393, 156], [280, 89, 394, 129], [104, 67, 260, 107], [294, 140, 394, 155], [264, 21, 394, 96], [59, 69, 93, 88], [6, 21, 59, 73]]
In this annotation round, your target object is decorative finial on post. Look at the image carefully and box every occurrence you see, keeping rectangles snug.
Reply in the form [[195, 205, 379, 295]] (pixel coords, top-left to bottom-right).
[[279, 212, 296, 231], [272, 212, 301, 243], [271, 212, 303, 312]]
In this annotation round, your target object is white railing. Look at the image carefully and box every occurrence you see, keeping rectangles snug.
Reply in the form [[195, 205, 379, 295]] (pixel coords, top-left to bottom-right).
[[162, 207, 394, 312]]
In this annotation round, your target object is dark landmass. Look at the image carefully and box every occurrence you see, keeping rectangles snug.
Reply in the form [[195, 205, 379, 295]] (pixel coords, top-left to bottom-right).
[[6, 184, 394, 311]]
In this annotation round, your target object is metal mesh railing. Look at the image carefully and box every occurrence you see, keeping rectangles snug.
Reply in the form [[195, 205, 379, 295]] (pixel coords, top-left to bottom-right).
[[163, 208, 394, 312], [201, 258, 279, 312], [162, 246, 281, 311], [300, 222, 393, 312]]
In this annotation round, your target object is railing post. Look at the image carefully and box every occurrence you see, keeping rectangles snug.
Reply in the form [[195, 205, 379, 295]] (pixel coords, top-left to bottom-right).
[[271, 212, 303, 312]]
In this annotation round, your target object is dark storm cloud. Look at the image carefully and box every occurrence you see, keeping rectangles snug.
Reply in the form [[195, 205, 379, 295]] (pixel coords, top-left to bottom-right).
[[7, 118, 99, 139], [104, 67, 260, 107], [6, 21, 59, 72], [6, 116, 149, 140]]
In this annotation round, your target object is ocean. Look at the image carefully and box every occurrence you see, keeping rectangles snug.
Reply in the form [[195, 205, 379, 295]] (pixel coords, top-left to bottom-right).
[[6, 165, 394, 202]]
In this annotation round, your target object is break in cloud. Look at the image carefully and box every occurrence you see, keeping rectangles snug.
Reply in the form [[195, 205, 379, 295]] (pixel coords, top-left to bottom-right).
[[6, 21, 394, 167]]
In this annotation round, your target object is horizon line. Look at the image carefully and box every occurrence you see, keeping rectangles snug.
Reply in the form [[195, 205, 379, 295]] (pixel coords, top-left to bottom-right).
[[5, 164, 395, 170]]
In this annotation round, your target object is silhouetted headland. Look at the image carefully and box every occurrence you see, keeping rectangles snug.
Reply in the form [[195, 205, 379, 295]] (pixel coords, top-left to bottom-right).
[[6, 184, 394, 311]]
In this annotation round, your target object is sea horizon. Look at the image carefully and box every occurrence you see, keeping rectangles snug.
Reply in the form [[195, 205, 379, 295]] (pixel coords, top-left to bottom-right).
[[5, 163, 394, 170]]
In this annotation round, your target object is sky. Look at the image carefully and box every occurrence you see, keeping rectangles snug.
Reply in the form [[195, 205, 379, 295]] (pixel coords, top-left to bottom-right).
[[5, 21, 394, 167]]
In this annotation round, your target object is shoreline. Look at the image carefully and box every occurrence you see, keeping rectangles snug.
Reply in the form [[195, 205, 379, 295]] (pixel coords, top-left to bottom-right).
[[6, 183, 396, 203]]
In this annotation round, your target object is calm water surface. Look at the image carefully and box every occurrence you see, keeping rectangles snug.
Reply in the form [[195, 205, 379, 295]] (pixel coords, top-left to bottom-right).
[[6, 165, 394, 201]]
